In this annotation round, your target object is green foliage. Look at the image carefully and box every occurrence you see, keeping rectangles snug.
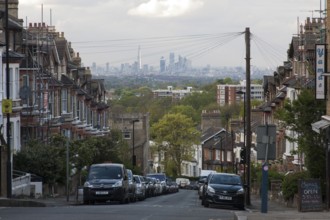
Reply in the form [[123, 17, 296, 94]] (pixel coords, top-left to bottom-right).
[[168, 105, 199, 124], [274, 89, 326, 179], [179, 90, 217, 124], [14, 132, 125, 188], [216, 78, 238, 85], [151, 113, 200, 177], [282, 171, 309, 201], [220, 104, 240, 128], [14, 135, 67, 186]]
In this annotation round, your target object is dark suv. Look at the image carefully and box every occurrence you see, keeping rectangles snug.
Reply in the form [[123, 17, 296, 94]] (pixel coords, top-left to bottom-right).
[[201, 173, 244, 210], [83, 163, 129, 204]]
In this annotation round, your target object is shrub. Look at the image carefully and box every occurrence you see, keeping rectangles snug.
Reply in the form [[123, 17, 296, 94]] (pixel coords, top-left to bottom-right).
[[282, 171, 309, 201]]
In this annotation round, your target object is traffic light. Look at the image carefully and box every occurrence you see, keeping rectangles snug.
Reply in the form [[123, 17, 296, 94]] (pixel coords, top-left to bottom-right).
[[240, 147, 246, 164]]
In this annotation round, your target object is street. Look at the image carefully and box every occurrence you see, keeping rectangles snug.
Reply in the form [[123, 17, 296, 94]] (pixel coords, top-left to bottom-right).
[[0, 190, 244, 220]]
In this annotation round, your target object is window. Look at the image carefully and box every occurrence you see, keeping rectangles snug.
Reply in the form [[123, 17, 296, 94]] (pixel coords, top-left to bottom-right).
[[76, 100, 80, 120], [22, 75, 29, 106], [209, 149, 213, 160], [216, 149, 220, 160], [61, 89, 68, 113], [123, 131, 131, 139], [221, 150, 225, 161], [227, 151, 232, 162], [15, 68, 19, 99]]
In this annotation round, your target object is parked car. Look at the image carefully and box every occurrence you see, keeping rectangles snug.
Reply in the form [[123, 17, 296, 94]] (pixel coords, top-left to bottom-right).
[[133, 175, 146, 201], [83, 163, 129, 205], [153, 178, 162, 196], [175, 178, 190, 189], [187, 181, 199, 190], [198, 176, 208, 199], [145, 177, 156, 197], [146, 173, 167, 194], [201, 172, 245, 210], [126, 169, 136, 202]]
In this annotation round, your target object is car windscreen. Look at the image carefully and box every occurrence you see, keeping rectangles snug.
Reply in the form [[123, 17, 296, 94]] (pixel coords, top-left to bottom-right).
[[134, 176, 141, 183], [147, 174, 166, 181], [127, 169, 133, 180], [210, 174, 241, 185], [88, 166, 123, 180]]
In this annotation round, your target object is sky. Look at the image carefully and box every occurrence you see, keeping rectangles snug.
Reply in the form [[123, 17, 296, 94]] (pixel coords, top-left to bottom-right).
[[18, 0, 325, 70]]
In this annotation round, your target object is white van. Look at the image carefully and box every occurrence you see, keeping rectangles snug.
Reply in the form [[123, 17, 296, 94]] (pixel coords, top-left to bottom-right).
[[200, 170, 216, 177]]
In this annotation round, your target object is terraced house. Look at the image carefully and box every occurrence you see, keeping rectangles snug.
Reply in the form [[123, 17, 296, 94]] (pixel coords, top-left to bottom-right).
[[0, 0, 109, 193]]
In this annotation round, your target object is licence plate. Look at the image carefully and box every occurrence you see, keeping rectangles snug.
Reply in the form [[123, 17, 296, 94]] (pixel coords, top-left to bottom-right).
[[95, 191, 108, 195], [219, 195, 232, 200]]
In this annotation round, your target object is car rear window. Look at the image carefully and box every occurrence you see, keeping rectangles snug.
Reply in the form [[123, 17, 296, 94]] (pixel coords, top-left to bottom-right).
[[88, 166, 122, 180], [210, 174, 241, 185], [147, 174, 166, 181]]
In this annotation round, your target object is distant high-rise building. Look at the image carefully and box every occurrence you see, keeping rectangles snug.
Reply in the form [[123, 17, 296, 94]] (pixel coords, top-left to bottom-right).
[[217, 80, 264, 106], [138, 45, 142, 70], [92, 62, 97, 74], [160, 56, 166, 73], [143, 64, 149, 73], [106, 62, 110, 73], [169, 52, 175, 72]]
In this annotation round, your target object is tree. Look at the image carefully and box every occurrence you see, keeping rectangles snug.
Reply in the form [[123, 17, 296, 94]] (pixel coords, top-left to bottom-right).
[[275, 89, 326, 179], [151, 113, 200, 177], [13, 135, 67, 195], [169, 105, 199, 124]]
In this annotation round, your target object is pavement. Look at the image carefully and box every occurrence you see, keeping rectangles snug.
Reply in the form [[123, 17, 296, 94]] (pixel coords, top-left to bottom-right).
[[0, 194, 82, 207], [235, 194, 330, 220], [1, 194, 330, 220]]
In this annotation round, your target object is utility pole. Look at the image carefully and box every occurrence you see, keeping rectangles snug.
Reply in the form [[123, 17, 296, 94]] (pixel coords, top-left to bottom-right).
[[245, 27, 251, 206], [5, 0, 12, 199]]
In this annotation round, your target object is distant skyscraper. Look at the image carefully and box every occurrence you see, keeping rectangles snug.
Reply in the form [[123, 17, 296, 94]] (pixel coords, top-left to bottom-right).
[[169, 52, 175, 72], [106, 62, 110, 73], [160, 56, 166, 73], [92, 62, 97, 74], [138, 45, 142, 70]]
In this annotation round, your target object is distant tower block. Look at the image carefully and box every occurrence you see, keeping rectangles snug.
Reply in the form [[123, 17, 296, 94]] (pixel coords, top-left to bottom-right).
[[138, 45, 142, 70]]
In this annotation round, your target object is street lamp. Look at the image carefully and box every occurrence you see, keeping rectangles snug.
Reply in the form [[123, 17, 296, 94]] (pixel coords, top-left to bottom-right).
[[132, 119, 139, 168]]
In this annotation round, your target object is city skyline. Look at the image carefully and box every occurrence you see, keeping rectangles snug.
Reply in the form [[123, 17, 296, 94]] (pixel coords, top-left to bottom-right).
[[19, 0, 324, 70]]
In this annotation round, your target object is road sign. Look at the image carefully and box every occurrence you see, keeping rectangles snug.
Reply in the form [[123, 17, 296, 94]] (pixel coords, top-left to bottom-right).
[[256, 124, 276, 160], [2, 99, 12, 114]]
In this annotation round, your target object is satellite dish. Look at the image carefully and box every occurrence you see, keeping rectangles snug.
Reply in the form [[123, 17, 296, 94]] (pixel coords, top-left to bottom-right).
[[19, 86, 31, 99]]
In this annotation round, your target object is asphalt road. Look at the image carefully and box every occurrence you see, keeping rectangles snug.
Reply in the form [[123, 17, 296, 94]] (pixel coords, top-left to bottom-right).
[[0, 190, 245, 220]]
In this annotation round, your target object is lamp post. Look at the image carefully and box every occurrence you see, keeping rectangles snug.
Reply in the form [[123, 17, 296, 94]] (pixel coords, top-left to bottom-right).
[[132, 119, 139, 169]]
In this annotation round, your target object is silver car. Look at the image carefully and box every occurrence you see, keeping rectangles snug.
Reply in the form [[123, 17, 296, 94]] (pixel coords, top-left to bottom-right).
[[133, 175, 146, 201]]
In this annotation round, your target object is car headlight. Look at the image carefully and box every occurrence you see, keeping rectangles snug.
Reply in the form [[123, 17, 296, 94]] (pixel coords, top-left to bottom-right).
[[113, 181, 123, 187], [207, 186, 215, 194], [84, 181, 93, 188], [237, 188, 244, 195]]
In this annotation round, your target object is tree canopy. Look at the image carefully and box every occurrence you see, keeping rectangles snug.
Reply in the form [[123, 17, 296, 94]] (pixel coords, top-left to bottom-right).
[[151, 113, 200, 177]]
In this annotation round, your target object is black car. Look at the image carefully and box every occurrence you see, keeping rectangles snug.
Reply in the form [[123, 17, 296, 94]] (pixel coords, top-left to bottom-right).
[[83, 163, 130, 204], [201, 173, 244, 210]]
